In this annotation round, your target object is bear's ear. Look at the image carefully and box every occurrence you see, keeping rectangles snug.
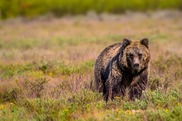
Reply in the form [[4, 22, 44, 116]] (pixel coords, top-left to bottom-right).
[[140, 38, 149, 48], [123, 38, 131, 47]]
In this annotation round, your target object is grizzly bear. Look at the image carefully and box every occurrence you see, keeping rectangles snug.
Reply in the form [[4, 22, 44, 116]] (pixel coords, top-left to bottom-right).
[[93, 38, 150, 101]]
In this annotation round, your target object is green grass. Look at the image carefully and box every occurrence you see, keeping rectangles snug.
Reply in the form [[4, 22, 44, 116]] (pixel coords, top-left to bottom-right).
[[0, 0, 182, 19], [0, 91, 181, 120], [0, 60, 94, 79]]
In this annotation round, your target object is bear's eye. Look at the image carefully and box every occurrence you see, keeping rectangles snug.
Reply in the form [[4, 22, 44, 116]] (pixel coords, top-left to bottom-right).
[[138, 53, 142, 59], [128, 53, 134, 58]]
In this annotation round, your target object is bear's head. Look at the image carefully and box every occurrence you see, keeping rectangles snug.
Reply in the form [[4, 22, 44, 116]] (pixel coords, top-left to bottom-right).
[[120, 38, 150, 74]]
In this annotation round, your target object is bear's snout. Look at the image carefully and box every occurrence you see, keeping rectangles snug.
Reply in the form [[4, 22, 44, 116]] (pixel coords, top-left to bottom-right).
[[134, 63, 139, 68], [133, 57, 140, 69]]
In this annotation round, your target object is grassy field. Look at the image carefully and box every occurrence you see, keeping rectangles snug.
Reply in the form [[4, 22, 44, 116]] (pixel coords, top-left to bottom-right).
[[0, 11, 182, 120]]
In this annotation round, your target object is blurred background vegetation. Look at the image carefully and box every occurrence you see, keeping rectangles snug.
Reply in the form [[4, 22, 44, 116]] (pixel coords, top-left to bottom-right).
[[0, 0, 182, 19]]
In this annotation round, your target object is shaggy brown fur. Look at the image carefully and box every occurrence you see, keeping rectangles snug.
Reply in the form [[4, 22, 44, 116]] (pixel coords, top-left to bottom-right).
[[93, 38, 150, 101]]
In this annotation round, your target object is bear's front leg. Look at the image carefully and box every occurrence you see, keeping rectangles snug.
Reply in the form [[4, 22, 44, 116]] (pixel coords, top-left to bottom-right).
[[104, 75, 123, 102], [104, 77, 113, 102], [129, 70, 148, 101], [104, 79, 112, 102]]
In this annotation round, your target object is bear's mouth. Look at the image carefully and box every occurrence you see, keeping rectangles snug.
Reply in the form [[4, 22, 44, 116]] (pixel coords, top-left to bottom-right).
[[131, 64, 140, 70], [131, 68, 140, 74], [133, 67, 139, 71]]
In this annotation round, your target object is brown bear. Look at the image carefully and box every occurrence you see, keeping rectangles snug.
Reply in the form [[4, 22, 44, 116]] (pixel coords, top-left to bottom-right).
[[93, 38, 150, 102]]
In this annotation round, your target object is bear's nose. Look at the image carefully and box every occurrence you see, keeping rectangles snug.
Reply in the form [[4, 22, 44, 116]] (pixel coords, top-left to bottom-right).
[[134, 63, 139, 68]]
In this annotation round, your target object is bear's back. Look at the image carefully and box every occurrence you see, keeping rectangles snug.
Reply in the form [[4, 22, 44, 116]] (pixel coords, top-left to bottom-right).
[[95, 43, 122, 72]]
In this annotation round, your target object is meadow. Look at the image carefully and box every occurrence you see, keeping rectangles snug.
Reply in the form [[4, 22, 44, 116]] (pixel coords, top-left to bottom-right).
[[0, 11, 182, 120]]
